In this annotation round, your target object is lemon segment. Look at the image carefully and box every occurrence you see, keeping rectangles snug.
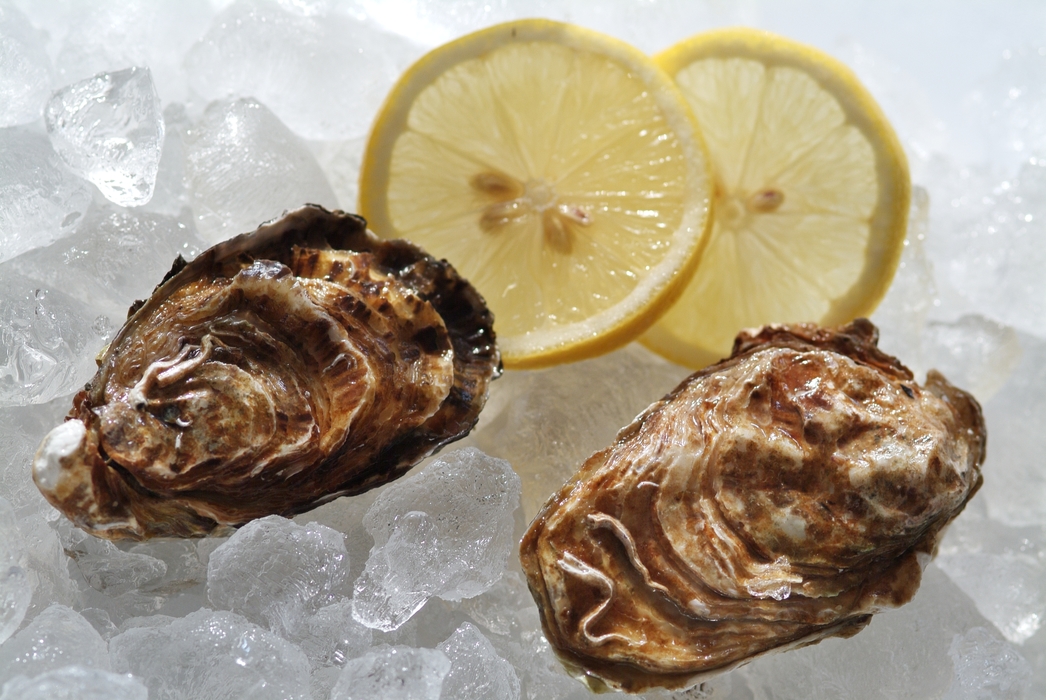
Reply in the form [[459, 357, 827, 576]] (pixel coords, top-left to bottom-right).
[[642, 28, 910, 368], [360, 20, 713, 369]]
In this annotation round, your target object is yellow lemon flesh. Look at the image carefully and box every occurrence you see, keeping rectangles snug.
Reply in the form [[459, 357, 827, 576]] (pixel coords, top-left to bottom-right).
[[359, 19, 712, 369], [642, 27, 910, 368]]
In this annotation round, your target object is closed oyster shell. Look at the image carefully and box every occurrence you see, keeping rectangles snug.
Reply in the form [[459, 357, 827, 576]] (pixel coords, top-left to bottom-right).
[[33, 205, 499, 540], [519, 319, 985, 693]]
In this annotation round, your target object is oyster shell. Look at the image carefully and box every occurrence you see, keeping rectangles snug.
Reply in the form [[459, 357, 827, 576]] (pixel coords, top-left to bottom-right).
[[33, 205, 499, 540], [519, 319, 985, 693]]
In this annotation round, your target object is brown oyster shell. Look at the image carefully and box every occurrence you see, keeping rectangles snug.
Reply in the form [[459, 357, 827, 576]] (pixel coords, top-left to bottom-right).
[[33, 205, 499, 540], [519, 319, 985, 693]]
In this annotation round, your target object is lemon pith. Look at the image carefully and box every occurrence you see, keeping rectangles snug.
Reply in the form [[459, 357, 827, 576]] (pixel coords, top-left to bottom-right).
[[642, 27, 910, 368], [359, 19, 713, 369]]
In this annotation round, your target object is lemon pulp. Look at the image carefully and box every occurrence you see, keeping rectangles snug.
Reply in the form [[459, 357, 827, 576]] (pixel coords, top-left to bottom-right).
[[643, 28, 910, 368], [360, 20, 712, 369]]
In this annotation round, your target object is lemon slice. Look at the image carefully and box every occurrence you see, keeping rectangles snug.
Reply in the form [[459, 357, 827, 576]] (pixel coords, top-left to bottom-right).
[[642, 28, 910, 368], [359, 19, 712, 369]]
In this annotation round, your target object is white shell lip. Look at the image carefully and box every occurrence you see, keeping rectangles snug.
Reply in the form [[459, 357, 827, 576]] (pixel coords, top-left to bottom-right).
[[32, 419, 86, 492]]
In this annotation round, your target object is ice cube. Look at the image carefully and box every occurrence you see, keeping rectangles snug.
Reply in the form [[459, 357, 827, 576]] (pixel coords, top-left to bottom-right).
[[496, 624, 592, 700], [57, 522, 167, 598], [871, 185, 936, 368], [452, 566, 533, 639], [0, 397, 67, 517], [184, 0, 421, 140], [469, 344, 690, 520], [969, 46, 1046, 170], [1021, 623, 1046, 698], [52, 0, 214, 106], [976, 332, 1046, 526], [921, 315, 1022, 402], [45, 67, 165, 207], [109, 608, 312, 700], [296, 487, 383, 586], [13, 204, 205, 322], [207, 515, 353, 637], [637, 675, 735, 700], [0, 270, 105, 407], [356, 0, 515, 47], [0, 497, 31, 646], [15, 513, 80, 623], [937, 508, 1046, 644], [927, 156, 1046, 338], [142, 103, 192, 217], [311, 137, 367, 213], [739, 566, 991, 700], [943, 626, 1032, 700], [295, 599, 373, 668], [183, 96, 338, 243], [0, 666, 148, 700], [329, 645, 449, 700], [437, 622, 520, 700], [0, 604, 109, 687], [0, 128, 91, 264], [0, 6, 53, 127], [352, 448, 521, 631]]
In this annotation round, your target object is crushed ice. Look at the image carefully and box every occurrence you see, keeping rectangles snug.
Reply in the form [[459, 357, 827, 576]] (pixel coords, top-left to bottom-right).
[[0, 2, 1044, 699]]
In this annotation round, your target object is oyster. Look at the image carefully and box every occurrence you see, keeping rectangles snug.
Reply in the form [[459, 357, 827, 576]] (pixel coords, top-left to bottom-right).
[[519, 319, 985, 693], [33, 205, 499, 540]]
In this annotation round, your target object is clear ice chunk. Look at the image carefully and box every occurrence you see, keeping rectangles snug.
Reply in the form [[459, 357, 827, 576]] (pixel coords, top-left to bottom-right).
[[0, 496, 31, 646], [13, 204, 205, 323], [937, 508, 1046, 644], [0, 128, 91, 264], [0, 6, 53, 127], [53, 1, 215, 106], [970, 46, 1046, 169], [943, 626, 1032, 700], [436, 622, 520, 700], [927, 156, 1046, 338], [921, 315, 1022, 402], [45, 67, 165, 207], [0, 604, 109, 687], [0, 666, 148, 700], [184, 96, 338, 243], [58, 522, 167, 598], [184, 0, 421, 140], [352, 448, 521, 632], [0, 399, 66, 518], [977, 332, 1046, 526], [295, 599, 373, 668], [330, 645, 449, 700], [207, 515, 353, 637], [109, 608, 312, 700], [0, 269, 105, 407], [15, 513, 80, 623], [469, 343, 690, 519], [871, 185, 936, 368], [739, 566, 991, 700]]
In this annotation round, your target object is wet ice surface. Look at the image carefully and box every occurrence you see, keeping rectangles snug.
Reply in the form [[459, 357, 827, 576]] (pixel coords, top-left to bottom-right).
[[352, 448, 521, 632], [45, 67, 165, 207], [0, 666, 148, 700], [0, 128, 91, 265], [184, 0, 421, 141], [207, 516, 353, 638], [1, 1, 1046, 698], [0, 5, 52, 128], [109, 608, 312, 700], [182, 96, 338, 243], [329, 645, 449, 700], [0, 497, 31, 645]]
